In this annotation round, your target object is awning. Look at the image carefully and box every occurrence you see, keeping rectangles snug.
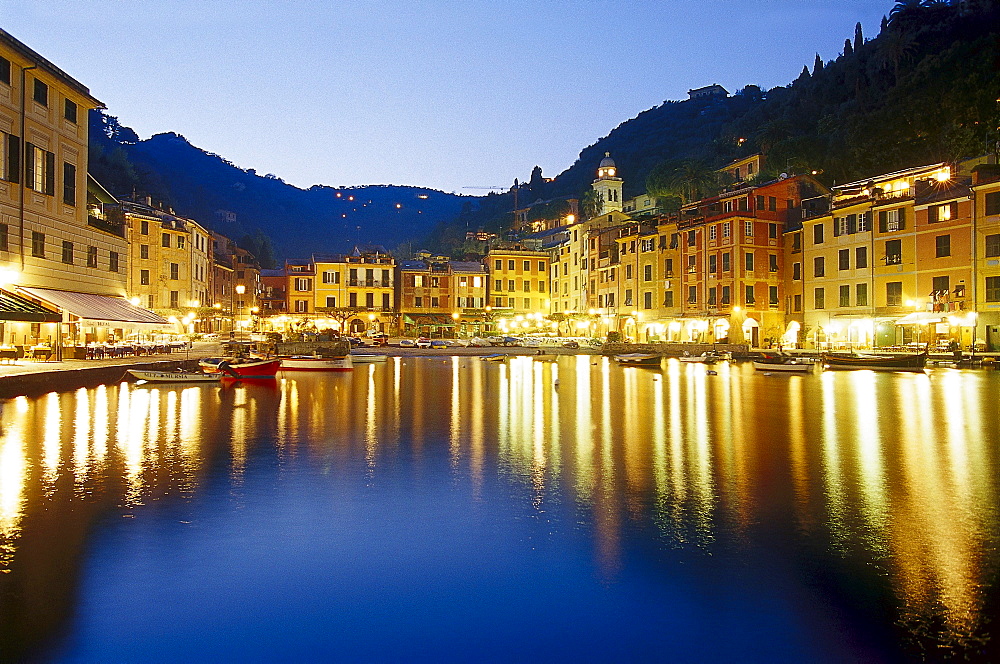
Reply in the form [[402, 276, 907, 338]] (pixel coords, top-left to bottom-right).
[[895, 312, 943, 325], [19, 287, 170, 329], [404, 314, 456, 326], [0, 288, 61, 322]]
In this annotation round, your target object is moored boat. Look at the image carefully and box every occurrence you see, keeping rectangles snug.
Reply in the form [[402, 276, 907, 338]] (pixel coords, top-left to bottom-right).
[[481, 353, 508, 362], [350, 353, 388, 363], [128, 369, 221, 383], [280, 355, 354, 372], [752, 355, 812, 372], [822, 352, 927, 372], [200, 357, 282, 379], [614, 353, 661, 367], [679, 351, 724, 364]]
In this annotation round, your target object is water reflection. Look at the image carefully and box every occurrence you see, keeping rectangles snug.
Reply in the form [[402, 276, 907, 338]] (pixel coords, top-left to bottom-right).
[[0, 361, 996, 659]]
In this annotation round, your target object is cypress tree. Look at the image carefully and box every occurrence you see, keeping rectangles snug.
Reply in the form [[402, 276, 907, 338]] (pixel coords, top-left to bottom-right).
[[845, 38, 853, 57], [813, 53, 824, 74], [854, 22, 864, 51]]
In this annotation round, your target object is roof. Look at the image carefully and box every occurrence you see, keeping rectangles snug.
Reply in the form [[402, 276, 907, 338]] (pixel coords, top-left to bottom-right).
[[19, 287, 169, 328], [0, 28, 102, 106], [260, 269, 286, 278], [834, 163, 949, 192], [399, 260, 427, 270], [0, 288, 61, 322], [449, 261, 486, 273]]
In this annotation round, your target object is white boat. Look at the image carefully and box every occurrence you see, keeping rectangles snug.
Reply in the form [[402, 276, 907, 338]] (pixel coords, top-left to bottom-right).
[[480, 353, 508, 362], [351, 353, 387, 363], [614, 353, 661, 367], [280, 355, 354, 372], [679, 351, 724, 364], [128, 369, 221, 383], [752, 356, 812, 372]]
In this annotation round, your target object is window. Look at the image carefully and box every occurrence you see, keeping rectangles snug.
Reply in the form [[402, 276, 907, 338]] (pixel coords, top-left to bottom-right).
[[687, 286, 697, 304], [294, 278, 311, 291], [814, 287, 825, 309], [25, 143, 54, 194], [415, 296, 423, 307], [813, 256, 825, 277], [382, 293, 390, 310], [1, 131, 19, 183], [709, 225, 717, 241], [769, 197, 777, 212], [744, 285, 755, 305], [507, 279, 514, 291], [64, 99, 78, 123], [0, 223, 6, 251], [664, 291, 674, 307], [349, 293, 357, 307], [624, 289, 633, 306], [987, 234, 1000, 258], [170, 263, 179, 280], [294, 300, 307, 313], [709, 254, 717, 273], [879, 208, 906, 232], [755, 195, 765, 210], [139, 244, 149, 259], [524, 297, 531, 309], [625, 264, 632, 280], [33, 79, 48, 106], [744, 221, 753, 237], [147, 294, 154, 308], [722, 223, 731, 238], [62, 162, 76, 205], [856, 283, 868, 307], [721, 286, 730, 304], [670, 233, 679, 248], [794, 294, 802, 312], [769, 286, 778, 306], [538, 281, 546, 292], [177, 236, 185, 249], [643, 291, 652, 309], [985, 192, 1000, 216], [769, 223, 777, 239], [986, 276, 1000, 302], [326, 296, 336, 308], [687, 230, 696, 244], [170, 291, 179, 309], [769, 254, 778, 272], [0, 56, 9, 85], [886, 281, 903, 307], [856, 246, 868, 269], [61, 241, 73, 264], [322, 271, 340, 284], [839, 249, 850, 271], [792, 262, 801, 280], [935, 234, 951, 257], [928, 202, 957, 223], [523, 280, 530, 293], [722, 253, 730, 272], [839, 285, 850, 307], [687, 255, 696, 273], [885, 239, 902, 265], [792, 233, 801, 252], [508, 260, 514, 270], [538, 261, 545, 271], [140, 269, 150, 285], [109, 251, 119, 272], [932, 276, 949, 295], [473, 276, 482, 288], [370, 293, 378, 308], [162, 233, 170, 247], [708, 287, 717, 306], [643, 264, 652, 281], [813, 223, 824, 244], [140, 220, 148, 235], [31, 231, 44, 258], [493, 278, 502, 291], [744, 252, 754, 271], [494, 259, 501, 271], [665, 258, 674, 276]]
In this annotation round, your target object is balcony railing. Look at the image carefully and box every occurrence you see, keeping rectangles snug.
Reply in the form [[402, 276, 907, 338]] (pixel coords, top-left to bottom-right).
[[348, 279, 393, 287], [87, 211, 126, 238]]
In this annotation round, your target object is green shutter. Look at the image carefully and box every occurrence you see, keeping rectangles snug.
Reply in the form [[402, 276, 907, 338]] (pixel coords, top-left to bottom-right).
[[44, 150, 55, 195], [5, 134, 18, 183], [878, 210, 888, 233], [23, 142, 33, 188]]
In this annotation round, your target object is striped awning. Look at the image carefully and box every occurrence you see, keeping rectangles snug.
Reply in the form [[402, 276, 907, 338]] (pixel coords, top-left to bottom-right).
[[19, 287, 169, 329], [0, 288, 61, 322]]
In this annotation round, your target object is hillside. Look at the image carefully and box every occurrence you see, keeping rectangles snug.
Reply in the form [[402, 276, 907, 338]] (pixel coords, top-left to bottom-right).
[[88, 117, 470, 263]]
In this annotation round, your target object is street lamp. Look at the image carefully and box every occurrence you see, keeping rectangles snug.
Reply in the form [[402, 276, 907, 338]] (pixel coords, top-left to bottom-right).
[[235, 284, 246, 336]]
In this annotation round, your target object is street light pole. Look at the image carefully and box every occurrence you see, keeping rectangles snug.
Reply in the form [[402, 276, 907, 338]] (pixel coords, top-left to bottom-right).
[[235, 284, 246, 338]]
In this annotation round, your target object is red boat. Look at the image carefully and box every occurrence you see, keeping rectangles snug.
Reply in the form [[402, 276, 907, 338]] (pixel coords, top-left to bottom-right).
[[199, 357, 282, 379]]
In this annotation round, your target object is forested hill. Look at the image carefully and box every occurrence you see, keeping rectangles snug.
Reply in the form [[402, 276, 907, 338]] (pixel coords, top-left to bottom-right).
[[423, 0, 1000, 253], [88, 118, 469, 263]]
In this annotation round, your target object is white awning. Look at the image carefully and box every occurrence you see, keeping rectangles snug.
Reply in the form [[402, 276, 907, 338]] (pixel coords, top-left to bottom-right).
[[895, 312, 942, 325], [19, 287, 170, 330]]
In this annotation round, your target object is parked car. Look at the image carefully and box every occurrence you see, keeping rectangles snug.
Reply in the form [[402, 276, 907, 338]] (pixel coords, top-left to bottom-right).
[[415, 337, 432, 348], [398, 338, 416, 348], [369, 333, 389, 346], [430, 339, 449, 349], [346, 336, 364, 347], [562, 340, 580, 349]]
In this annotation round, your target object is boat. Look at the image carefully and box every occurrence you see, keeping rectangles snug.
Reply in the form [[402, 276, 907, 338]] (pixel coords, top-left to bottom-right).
[[752, 355, 813, 372], [350, 353, 388, 363], [199, 356, 282, 379], [280, 355, 354, 372], [822, 352, 927, 372], [679, 351, 724, 364], [532, 354, 559, 362], [614, 353, 662, 367], [480, 353, 508, 362], [127, 369, 221, 383]]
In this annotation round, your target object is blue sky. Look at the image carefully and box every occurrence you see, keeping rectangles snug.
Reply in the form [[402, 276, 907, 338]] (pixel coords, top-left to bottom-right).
[[2, 0, 894, 192]]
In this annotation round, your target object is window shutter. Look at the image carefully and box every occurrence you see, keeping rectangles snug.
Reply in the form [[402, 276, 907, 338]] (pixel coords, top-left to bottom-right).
[[878, 210, 888, 233], [44, 150, 55, 195], [24, 142, 33, 187], [833, 217, 841, 236], [847, 214, 857, 234], [6, 134, 18, 183], [950, 202, 958, 220], [896, 208, 905, 230]]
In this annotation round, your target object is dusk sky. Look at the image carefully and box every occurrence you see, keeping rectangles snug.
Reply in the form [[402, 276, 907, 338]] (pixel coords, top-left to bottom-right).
[[3, 0, 893, 193]]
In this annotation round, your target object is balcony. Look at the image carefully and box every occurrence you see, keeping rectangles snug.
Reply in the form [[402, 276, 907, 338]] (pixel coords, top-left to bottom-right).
[[87, 209, 126, 238], [348, 279, 393, 288]]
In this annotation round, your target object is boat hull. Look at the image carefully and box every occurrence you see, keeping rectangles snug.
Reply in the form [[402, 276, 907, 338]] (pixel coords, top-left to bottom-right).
[[280, 356, 354, 372], [822, 352, 927, 371], [752, 361, 811, 373], [200, 358, 282, 378], [615, 353, 661, 367], [350, 354, 387, 363], [128, 369, 221, 383]]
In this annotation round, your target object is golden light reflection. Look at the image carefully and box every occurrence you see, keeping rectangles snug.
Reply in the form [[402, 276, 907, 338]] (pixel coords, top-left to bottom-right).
[[42, 392, 62, 490], [0, 404, 28, 572], [72, 388, 91, 489]]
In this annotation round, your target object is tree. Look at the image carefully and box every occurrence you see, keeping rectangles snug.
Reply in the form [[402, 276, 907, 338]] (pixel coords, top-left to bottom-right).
[[854, 22, 864, 52], [579, 189, 602, 220], [813, 53, 824, 74], [316, 306, 365, 333], [844, 38, 854, 57], [879, 28, 916, 81]]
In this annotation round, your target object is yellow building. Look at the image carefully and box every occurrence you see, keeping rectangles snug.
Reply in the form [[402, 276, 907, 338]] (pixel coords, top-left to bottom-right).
[[971, 163, 1000, 350], [0, 29, 167, 350], [313, 249, 395, 334], [486, 246, 548, 331]]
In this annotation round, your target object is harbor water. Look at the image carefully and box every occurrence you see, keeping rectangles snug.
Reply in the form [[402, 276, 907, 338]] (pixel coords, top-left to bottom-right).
[[1, 356, 998, 661]]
